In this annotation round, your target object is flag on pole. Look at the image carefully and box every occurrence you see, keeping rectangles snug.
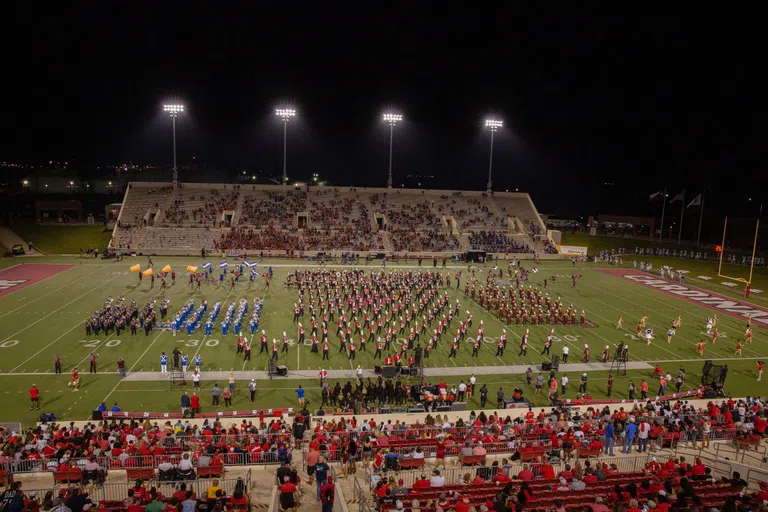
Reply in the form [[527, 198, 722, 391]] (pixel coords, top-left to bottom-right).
[[649, 190, 664, 201], [202, 262, 212, 270], [687, 194, 702, 207], [142, 268, 153, 277], [129, 264, 141, 273], [251, 269, 260, 276], [247, 261, 258, 268], [242, 260, 251, 267], [219, 261, 228, 268], [670, 190, 685, 203], [161, 264, 172, 274], [186, 265, 198, 272]]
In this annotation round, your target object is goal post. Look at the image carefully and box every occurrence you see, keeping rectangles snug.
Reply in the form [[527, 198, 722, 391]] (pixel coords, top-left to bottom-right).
[[717, 215, 761, 297]]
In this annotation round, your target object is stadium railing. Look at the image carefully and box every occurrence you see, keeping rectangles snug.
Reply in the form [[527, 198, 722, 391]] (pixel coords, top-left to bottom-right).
[[362, 453, 655, 489], [17, 474, 251, 503], [3, 450, 286, 475]]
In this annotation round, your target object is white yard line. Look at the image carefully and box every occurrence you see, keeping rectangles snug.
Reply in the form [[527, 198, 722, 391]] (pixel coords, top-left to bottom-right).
[[582, 279, 767, 358], [128, 330, 166, 372], [1, 272, 125, 343], [73, 332, 117, 371], [0, 266, 95, 317]]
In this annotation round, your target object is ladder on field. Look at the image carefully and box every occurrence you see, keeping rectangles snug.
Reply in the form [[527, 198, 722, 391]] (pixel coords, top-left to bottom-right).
[[170, 370, 186, 389]]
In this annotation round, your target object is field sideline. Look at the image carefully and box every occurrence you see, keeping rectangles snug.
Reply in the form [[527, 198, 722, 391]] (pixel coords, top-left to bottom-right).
[[0, 255, 765, 423]]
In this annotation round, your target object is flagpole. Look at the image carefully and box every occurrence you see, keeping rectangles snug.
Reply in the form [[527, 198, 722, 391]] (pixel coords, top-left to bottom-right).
[[696, 189, 706, 246], [678, 189, 685, 244], [659, 186, 667, 242]]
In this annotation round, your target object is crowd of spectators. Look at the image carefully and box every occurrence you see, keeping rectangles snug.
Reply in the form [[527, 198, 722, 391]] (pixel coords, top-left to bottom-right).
[[190, 190, 240, 227], [383, 201, 442, 229], [239, 191, 307, 228], [390, 229, 459, 252], [216, 226, 383, 252], [309, 193, 371, 230], [525, 220, 543, 235], [0, 416, 298, 473], [469, 231, 532, 253]]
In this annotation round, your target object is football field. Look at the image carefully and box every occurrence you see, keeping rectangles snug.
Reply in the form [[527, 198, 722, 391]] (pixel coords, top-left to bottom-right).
[[0, 255, 766, 424]]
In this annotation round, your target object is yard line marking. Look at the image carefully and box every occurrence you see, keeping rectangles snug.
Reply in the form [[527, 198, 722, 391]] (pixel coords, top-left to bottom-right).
[[74, 333, 116, 371], [582, 278, 768, 359], [1, 271, 124, 343], [127, 331, 165, 373], [0, 266, 101, 318]]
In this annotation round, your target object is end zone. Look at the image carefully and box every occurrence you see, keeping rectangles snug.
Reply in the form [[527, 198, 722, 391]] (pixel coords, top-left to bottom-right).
[[0, 264, 76, 298], [596, 268, 768, 327]]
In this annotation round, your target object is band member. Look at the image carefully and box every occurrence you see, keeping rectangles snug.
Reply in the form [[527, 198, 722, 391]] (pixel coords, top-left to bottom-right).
[[322, 340, 330, 360], [496, 338, 505, 357], [281, 332, 289, 353], [602, 345, 610, 363], [697, 339, 705, 356], [260, 331, 268, 353], [472, 337, 480, 357], [243, 338, 251, 361], [271, 339, 279, 360], [582, 344, 590, 363]]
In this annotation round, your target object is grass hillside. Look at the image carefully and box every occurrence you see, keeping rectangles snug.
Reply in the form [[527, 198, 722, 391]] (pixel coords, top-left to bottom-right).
[[12, 219, 111, 254]]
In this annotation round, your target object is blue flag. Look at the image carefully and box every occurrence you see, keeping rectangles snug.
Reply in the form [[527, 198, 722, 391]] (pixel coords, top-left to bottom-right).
[[219, 261, 228, 268], [202, 262, 212, 269]]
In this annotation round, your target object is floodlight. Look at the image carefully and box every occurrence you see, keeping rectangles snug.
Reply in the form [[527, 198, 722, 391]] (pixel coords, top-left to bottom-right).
[[383, 113, 403, 125], [484, 119, 503, 130], [163, 104, 185, 117]]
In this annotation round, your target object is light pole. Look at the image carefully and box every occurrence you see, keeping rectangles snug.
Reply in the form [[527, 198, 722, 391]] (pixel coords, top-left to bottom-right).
[[276, 108, 296, 184], [163, 104, 184, 185], [484, 118, 502, 192], [382, 113, 402, 188]]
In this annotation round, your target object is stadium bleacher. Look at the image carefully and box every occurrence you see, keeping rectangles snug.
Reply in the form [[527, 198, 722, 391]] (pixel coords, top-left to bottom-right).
[[111, 183, 557, 256]]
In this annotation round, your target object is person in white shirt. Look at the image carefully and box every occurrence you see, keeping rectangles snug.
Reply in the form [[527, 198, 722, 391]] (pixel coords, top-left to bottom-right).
[[178, 452, 194, 472], [561, 374, 569, 395], [412, 447, 425, 459], [562, 346, 570, 363], [429, 470, 445, 487], [637, 419, 650, 452]]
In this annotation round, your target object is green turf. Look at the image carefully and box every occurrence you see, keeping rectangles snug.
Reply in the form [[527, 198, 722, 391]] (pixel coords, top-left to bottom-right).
[[0, 255, 766, 424], [11, 219, 112, 254]]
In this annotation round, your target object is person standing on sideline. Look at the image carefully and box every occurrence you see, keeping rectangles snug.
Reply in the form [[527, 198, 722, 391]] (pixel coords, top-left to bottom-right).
[[29, 384, 40, 410], [190, 393, 200, 414], [89, 352, 99, 373], [607, 375, 614, 397], [603, 421, 615, 456], [117, 357, 127, 378], [54, 354, 62, 374], [181, 392, 191, 415], [562, 346, 569, 363], [192, 370, 201, 390], [758, 361, 765, 381], [479, 384, 488, 408], [248, 379, 257, 402], [560, 374, 568, 395], [296, 385, 305, 407], [211, 384, 221, 406], [320, 475, 335, 512]]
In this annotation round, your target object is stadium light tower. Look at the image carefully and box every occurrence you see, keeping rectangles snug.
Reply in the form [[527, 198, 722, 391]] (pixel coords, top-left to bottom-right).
[[276, 108, 296, 184], [383, 113, 403, 188], [163, 104, 184, 185], [484, 118, 503, 192]]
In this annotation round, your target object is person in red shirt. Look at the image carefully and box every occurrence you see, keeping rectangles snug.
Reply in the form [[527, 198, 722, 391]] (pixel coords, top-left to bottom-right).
[[191, 393, 200, 413], [413, 474, 431, 490], [278, 476, 297, 511], [517, 464, 535, 481], [29, 385, 40, 410]]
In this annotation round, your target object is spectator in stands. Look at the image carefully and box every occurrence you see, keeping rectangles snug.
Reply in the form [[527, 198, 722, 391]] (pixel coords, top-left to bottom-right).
[[319, 475, 334, 512], [517, 464, 534, 481], [555, 477, 570, 492], [430, 470, 445, 488], [570, 476, 586, 491], [592, 496, 610, 512]]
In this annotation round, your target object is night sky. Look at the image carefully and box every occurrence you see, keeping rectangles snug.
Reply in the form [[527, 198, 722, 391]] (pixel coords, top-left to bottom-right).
[[3, 4, 765, 218]]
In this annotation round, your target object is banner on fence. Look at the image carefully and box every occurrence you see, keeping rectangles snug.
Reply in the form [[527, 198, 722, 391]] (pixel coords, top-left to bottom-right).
[[557, 245, 588, 256], [103, 408, 294, 420]]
